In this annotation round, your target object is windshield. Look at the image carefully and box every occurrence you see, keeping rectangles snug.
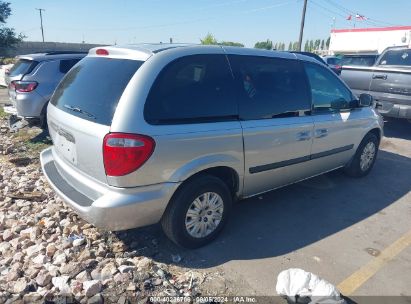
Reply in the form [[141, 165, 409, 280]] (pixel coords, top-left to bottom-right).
[[51, 57, 143, 126], [379, 49, 411, 66], [8, 59, 38, 76]]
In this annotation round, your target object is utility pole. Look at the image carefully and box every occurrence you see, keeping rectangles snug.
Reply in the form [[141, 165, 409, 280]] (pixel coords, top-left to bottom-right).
[[36, 8, 45, 42], [298, 0, 308, 51]]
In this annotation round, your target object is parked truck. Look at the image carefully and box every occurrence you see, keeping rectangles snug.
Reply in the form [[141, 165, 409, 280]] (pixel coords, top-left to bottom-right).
[[341, 46, 411, 121]]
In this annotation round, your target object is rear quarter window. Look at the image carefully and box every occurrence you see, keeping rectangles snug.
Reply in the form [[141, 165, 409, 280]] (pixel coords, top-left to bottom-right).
[[51, 57, 143, 126], [8, 59, 38, 76], [144, 54, 237, 124]]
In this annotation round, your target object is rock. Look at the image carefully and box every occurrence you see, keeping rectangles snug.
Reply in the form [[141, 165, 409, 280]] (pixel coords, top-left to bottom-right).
[[53, 253, 67, 265], [136, 257, 152, 271], [118, 265, 135, 274], [46, 244, 57, 257], [33, 254, 47, 264], [13, 277, 28, 294], [100, 263, 117, 281], [30, 227, 41, 241], [6, 269, 22, 281], [45, 264, 60, 277], [73, 237, 86, 247], [70, 279, 83, 295], [23, 292, 43, 303], [61, 239, 73, 249], [88, 293, 103, 304], [25, 244, 44, 257], [78, 248, 93, 261], [60, 262, 83, 278], [126, 283, 136, 291], [0, 242, 11, 254], [152, 278, 163, 286], [2, 229, 14, 241], [76, 270, 91, 283], [25, 266, 41, 279], [52, 275, 70, 294], [91, 268, 101, 280], [83, 280, 101, 297], [9, 237, 21, 249], [111, 242, 126, 253], [36, 269, 52, 287], [118, 296, 128, 304], [113, 273, 131, 284]]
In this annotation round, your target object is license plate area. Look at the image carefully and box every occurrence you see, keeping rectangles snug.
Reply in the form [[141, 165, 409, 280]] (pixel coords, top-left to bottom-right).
[[55, 131, 77, 165]]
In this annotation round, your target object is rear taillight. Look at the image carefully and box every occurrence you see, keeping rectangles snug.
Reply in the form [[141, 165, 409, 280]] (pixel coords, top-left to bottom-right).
[[103, 133, 155, 176], [10, 81, 38, 93]]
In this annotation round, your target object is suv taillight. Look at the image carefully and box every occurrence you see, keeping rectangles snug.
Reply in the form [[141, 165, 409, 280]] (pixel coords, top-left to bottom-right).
[[10, 81, 38, 93], [103, 133, 155, 176]]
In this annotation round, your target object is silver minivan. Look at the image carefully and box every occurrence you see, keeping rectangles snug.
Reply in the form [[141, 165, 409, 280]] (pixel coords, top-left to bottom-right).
[[40, 44, 383, 248]]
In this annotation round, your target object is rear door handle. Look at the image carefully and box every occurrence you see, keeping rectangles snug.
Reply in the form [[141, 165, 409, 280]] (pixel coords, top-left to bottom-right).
[[296, 131, 311, 141], [315, 129, 328, 138], [372, 74, 387, 80]]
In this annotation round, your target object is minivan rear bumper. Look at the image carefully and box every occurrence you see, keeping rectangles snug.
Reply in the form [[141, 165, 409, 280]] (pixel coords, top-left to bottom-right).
[[40, 147, 180, 231]]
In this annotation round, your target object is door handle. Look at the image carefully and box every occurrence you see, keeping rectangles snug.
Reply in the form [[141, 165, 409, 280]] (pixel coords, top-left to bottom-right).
[[372, 74, 387, 80], [296, 131, 311, 141], [315, 129, 328, 138]]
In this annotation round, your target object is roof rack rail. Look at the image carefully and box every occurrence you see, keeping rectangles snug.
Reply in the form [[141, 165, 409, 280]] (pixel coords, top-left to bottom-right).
[[44, 51, 88, 55]]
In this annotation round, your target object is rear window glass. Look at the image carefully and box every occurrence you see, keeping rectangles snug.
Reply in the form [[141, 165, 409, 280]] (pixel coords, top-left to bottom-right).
[[341, 56, 377, 67], [326, 57, 341, 65], [379, 49, 411, 66], [51, 57, 143, 125], [8, 59, 38, 76]]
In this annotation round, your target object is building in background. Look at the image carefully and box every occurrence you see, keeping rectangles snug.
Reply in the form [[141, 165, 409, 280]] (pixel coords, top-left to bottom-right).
[[329, 25, 411, 55]]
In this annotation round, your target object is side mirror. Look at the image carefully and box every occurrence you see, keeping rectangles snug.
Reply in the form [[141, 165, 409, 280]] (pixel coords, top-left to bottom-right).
[[359, 93, 373, 107]]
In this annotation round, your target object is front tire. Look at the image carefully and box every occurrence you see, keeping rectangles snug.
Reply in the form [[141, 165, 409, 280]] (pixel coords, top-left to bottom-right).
[[161, 174, 232, 248], [344, 133, 379, 177]]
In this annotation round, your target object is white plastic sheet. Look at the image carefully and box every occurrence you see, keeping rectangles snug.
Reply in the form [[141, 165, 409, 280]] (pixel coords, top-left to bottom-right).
[[276, 268, 346, 304]]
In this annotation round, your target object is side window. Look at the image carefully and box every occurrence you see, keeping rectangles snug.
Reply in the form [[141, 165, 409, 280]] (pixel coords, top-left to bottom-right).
[[144, 55, 237, 124], [59, 59, 81, 74], [228, 55, 311, 120], [304, 63, 354, 113], [379, 49, 411, 66]]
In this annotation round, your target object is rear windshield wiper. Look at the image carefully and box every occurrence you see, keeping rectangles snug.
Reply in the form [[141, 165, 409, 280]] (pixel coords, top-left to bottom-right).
[[64, 104, 97, 119]]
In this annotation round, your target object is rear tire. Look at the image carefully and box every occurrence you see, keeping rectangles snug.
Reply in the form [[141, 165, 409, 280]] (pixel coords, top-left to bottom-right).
[[161, 174, 232, 249], [344, 133, 379, 177]]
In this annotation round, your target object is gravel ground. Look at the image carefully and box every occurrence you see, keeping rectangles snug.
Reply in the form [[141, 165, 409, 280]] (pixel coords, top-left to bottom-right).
[[0, 118, 232, 303]]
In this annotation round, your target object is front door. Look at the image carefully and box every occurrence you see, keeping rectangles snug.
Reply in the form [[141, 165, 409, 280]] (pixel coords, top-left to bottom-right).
[[303, 62, 368, 175]]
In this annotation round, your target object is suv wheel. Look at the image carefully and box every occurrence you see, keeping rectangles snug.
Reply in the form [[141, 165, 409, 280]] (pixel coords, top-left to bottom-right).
[[161, 174, 232, 248], [344, 133, 379, 177]]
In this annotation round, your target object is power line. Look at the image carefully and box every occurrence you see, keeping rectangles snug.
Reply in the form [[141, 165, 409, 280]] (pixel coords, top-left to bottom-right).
[[317, 0, 397, 27], [49, 0, 297, 32], [310, 0, 379, 28]]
